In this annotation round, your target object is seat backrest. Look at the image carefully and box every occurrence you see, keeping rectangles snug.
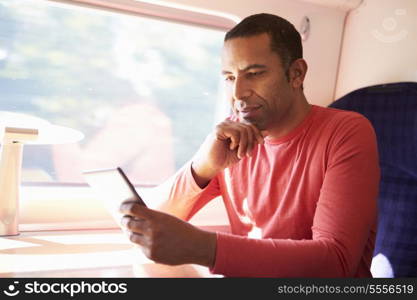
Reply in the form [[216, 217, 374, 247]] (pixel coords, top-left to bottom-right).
[[329, 82, 417, 277]]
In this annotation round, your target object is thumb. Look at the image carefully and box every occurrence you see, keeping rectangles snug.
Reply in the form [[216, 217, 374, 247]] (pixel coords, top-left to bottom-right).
[[260, 130, 269, 138]]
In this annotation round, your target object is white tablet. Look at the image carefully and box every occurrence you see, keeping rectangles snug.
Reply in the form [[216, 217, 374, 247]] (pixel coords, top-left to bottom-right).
[[82, 167, 146, 226]]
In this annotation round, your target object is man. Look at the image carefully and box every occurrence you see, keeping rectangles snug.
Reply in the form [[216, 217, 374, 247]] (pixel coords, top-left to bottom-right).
[[120, 13, 380, 277]]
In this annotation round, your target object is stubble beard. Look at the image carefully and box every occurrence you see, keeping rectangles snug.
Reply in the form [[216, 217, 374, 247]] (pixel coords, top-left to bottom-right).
[[239, 112, 268, 131]]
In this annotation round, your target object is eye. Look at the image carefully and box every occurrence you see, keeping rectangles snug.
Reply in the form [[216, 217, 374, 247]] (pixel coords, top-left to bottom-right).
[[224, 75, 235, 82], [247, 71, 264, 78]]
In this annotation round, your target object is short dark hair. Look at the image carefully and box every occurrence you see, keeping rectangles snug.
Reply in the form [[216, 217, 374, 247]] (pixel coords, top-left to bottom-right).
[[225, 13, 302, 74]]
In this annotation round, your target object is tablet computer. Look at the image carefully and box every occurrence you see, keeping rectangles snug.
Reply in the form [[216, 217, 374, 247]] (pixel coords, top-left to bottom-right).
[[82, 167, 146, 226]]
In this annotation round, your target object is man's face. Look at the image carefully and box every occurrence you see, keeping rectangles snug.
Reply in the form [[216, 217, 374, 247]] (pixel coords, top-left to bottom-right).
[[221, 33, 294, 131]]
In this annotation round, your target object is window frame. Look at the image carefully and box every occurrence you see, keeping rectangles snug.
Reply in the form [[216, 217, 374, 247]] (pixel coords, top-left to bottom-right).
[[5, 0, 235, 230], [49, 0, 238, 31]]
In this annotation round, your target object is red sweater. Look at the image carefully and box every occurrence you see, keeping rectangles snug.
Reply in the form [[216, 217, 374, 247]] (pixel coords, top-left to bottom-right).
[[167, 105, 380, 277]]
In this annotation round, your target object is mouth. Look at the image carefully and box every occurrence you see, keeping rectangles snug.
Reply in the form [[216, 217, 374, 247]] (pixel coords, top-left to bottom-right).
[[238, 105, 261, 118]]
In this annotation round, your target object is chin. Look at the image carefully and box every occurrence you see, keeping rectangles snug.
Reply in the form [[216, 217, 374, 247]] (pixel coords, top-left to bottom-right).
[[241, 117, 264, 129]]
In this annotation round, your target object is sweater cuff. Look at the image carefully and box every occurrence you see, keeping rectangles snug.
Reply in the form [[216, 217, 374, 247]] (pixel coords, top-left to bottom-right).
[[209, 232, 235, 276]]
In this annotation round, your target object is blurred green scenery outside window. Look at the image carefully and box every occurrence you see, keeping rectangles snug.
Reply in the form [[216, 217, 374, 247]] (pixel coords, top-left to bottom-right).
[[0, 0, 226, 185]]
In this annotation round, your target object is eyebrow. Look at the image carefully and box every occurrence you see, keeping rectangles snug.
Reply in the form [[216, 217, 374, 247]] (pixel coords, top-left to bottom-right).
[[221, 64, 267, 75]]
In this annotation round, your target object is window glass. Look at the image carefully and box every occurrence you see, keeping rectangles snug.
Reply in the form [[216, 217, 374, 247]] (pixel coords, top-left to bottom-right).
[[0, 0, 225, 185]]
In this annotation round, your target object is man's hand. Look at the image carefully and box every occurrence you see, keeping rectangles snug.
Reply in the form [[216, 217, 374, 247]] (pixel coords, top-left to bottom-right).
[[192, 120, 265, 188], [119, 201, 217, 267]]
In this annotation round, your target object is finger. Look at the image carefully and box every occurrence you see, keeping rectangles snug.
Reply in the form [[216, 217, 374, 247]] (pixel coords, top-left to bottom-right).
[[226, 130, 240, 151], [121, 215, 133, 228], [244, 125, 255, 157], [237, 126, 248, 159], [129, 232, 147, 247], [247, 123, 264, 145], [119, 202, 153, 219], [260, 130, 269, 138], [121, 215, 148, 234], [121, 197, 141, 206]]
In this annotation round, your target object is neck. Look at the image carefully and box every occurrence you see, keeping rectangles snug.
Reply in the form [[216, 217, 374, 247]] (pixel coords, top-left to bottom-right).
[[265, 96, 311, 140]]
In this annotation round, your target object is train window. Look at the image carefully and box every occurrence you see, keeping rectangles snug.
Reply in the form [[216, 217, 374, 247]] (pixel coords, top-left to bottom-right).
[[0, 0, 228, 187]]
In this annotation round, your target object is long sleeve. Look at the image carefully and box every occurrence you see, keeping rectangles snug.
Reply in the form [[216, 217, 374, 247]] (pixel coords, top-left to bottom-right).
[[210, 110, 380, 277], [160, 162, 222, 220]]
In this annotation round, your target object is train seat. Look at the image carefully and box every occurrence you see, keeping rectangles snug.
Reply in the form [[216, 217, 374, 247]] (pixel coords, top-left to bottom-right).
[[329, 82, 417, 277]]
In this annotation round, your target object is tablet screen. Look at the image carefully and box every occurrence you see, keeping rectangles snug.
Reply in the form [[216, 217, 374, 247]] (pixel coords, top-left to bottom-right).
[[82, 167, 146, 227]]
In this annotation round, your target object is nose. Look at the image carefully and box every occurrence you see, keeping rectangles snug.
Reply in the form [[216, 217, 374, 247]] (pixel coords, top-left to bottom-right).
[[232, 77, 252, 101]]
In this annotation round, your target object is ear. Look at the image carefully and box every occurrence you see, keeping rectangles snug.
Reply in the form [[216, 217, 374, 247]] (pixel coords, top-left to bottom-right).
[[288, 59, 307, 89]]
